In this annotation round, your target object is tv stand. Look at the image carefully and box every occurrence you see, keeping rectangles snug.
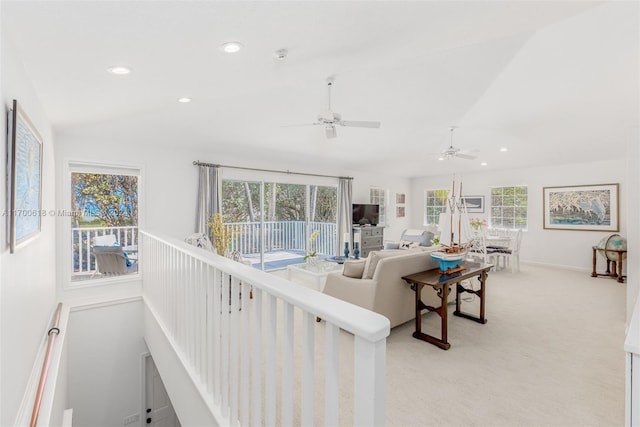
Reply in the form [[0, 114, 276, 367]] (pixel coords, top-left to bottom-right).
[[353, 226, 384, 258]]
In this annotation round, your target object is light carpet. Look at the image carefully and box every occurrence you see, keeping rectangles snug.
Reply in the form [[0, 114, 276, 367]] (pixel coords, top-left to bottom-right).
[[277, 263, 626, 427]]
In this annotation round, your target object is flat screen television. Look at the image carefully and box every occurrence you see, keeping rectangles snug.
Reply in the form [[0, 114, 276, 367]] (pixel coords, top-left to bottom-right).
[[352, 203, 380, 226]]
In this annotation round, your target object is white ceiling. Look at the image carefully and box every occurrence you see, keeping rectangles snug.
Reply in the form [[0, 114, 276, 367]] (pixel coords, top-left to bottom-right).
[[2, 1, 638, 177]]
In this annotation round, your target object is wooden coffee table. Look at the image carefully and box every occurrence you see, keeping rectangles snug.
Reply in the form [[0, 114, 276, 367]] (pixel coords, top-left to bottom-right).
[[402, 262, 493, 350]]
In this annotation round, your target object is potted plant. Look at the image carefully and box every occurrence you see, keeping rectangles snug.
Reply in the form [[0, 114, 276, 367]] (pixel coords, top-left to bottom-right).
[[304, 230, 321, 264], [208, 213, 233, 257]]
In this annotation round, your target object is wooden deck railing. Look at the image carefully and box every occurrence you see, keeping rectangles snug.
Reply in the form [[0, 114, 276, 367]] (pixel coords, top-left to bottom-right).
[[71, 221, 336, 275], [225, 220, 336, 256]]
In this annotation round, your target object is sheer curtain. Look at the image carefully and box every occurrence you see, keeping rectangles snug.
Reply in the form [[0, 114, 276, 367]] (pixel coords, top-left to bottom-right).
[[336, 177, 353, 255], [195, 165, 221, 234]]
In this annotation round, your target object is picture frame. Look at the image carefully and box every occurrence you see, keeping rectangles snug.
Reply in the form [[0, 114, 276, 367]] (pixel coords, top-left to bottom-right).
[[460, 196, 484, 213], [7, 99, 43, 253], [396, 193, 405, 204], [396, 206, 405, 218], [543, 183, 619, 231]]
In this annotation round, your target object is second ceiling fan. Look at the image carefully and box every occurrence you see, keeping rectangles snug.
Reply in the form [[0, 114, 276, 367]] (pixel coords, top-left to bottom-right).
[[288, 77, 381, 139], [439, 127, 477, 160]]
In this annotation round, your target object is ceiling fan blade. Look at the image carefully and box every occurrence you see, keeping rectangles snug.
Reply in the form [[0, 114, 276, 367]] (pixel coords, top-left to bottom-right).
[[455, 153, 477, 160], [325, 126, 337, 139], [280, 123, 317, 128], [339, 120, 381, 128]]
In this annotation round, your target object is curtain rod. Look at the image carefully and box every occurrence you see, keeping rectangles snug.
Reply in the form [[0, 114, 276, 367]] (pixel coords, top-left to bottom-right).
[[193, 161, 353, 180]]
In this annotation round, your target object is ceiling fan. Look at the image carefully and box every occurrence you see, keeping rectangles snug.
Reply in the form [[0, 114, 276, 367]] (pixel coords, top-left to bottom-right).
[[439, 127, 477, 160], [285, 77, 381, 139]]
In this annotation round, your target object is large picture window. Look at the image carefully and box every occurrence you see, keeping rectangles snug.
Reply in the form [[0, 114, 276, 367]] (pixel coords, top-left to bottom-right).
[[490, 185, 528, 229], [424, 189, 449, 225]]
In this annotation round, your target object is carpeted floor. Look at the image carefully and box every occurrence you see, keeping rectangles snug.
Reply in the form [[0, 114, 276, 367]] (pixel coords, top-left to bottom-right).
[[383, 264, 626, 427], [278, 263, 627, 427]]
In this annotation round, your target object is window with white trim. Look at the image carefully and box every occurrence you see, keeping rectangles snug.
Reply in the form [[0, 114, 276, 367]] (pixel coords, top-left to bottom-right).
[[369, 188, 387, 226], [68, 163, 140, 283], [424, 189, 449, 225], [490, 185, 528, 229]]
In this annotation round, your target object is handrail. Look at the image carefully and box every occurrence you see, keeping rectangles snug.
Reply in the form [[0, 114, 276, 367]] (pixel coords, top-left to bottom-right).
[[141, 230, 389, 425], [30, 303, 63, 427], [142, 230, 389, 341]]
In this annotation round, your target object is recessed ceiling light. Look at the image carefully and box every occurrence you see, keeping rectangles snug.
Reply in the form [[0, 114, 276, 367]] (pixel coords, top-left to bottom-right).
[[106, 66, 132, 75], [500, 147, 508, 152], [438, 157, 445, 161], [220, 41, 243, 53], [177, 97, 192, 103], [481, 162, 488, 166]]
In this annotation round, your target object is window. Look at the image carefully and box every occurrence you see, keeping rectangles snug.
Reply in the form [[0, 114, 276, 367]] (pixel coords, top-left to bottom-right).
[[69, 166, 139, 282], [424, 189, 449, 225], [369, 188, 387, 226], [490, 186, 528, 229]]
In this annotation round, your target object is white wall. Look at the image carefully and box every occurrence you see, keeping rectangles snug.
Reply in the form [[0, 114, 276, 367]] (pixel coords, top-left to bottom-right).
[[67, 299, 147, 427], [1, 33, 58, 425], [411, 159, 627, 271]]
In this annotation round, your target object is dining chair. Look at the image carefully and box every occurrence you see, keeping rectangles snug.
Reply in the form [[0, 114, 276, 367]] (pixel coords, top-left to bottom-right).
[[495, 229, 522, 273], [468, 234, 499, 265]]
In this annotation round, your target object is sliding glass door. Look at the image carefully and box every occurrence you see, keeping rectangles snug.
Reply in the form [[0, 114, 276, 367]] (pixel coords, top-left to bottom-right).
[[221, 179, 337, 271]]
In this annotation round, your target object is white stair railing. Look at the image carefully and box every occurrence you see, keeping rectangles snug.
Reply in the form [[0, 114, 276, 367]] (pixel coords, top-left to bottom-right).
[[140, 230, 389, 426]]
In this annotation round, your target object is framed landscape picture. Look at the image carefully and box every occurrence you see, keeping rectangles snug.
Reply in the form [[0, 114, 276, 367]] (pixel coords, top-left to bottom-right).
[[543, 183, 618, 231], [460, 196, 484, 213], [7, 99, 43, 253]]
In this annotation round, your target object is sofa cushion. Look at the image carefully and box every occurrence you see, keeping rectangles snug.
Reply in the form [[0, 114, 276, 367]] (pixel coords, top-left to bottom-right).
[[342, 259, 366, 278], [384, 241, 400, 250], [400, 229, 435, 246], [363, 250, 401, 279]]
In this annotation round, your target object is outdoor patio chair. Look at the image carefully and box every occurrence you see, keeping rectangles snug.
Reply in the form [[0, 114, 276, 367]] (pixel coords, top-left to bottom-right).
[[93, 245, 135, 276], [94, 234, 118, 246]]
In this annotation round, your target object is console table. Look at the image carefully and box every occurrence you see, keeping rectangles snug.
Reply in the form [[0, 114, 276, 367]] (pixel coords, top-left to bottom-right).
[[402, 262, 493, 350]]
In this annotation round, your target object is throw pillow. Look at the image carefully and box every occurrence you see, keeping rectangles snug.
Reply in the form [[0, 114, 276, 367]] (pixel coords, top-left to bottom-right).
[[342, 260, 366, 278], [362, 250, 400, 279], [400, 240, 418, 249]]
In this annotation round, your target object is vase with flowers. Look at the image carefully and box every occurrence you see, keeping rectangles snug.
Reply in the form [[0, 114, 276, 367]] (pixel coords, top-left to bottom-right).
[[304, 229, 321, 265], [469, 217, 488, 234]]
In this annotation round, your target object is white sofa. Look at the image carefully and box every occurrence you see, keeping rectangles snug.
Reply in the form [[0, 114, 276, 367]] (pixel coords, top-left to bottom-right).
[[323, 247, 452, 328]]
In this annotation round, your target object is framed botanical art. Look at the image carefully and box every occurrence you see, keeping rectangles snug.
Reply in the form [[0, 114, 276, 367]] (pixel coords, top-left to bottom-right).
[[396, 206, 405, 218], [543, 183, 618, 231], [460, 196, 484, 213], [7, 99, 43, 253], [396, 193, 405, 204]]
